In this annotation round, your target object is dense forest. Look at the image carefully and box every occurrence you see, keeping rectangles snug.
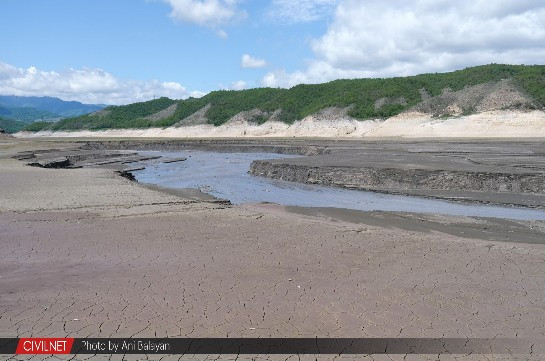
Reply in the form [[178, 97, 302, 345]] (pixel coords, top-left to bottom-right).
[[0, 116, 27, 133], [24, 64, 545, 132]]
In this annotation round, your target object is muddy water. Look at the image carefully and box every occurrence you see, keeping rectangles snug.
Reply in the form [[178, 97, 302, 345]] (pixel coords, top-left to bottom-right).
[[132, 151, 545, 221]]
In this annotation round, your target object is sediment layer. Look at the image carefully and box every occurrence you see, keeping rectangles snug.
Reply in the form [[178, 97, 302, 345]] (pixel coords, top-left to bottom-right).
[[13, 138, 545, 208], [249, 161, 545, 195], [79, 139, 329, 156]]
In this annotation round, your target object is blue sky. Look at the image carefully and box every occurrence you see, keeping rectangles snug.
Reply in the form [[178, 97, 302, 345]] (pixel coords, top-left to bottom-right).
[[1, 0, 325, 89], [1, 0, 544, 104]]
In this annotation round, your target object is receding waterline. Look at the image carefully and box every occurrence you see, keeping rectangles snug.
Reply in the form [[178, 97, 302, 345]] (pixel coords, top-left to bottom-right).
[[131, 151, 545, 221]]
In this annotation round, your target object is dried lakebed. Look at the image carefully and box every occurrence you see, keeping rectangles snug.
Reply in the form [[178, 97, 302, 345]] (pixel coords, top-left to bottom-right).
[[4, 138, 545, 356], [131, 150, 545, 221]]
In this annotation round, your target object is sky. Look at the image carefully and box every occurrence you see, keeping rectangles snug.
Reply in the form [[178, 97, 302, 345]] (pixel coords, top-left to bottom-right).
[[1, 0, 545, 105]]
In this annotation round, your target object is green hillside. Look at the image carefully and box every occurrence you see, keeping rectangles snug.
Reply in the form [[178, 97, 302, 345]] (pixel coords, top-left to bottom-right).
[[24, 64, 545, 132], [0, 116, 27, 133]]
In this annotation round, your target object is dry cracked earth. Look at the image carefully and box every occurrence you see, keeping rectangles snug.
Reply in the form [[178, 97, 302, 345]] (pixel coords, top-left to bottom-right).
[[1, 139, 545, 360]]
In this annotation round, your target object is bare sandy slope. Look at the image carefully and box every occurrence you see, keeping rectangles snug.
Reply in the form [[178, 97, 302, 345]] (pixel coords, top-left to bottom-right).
[[1, 139, 545, 360], [16, 110, 545, 139], [367, 110, 545, 138]]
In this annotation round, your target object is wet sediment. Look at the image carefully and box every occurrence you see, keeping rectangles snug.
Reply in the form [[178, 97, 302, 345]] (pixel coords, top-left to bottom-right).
[[249, 161, 545, 208], [78, 139, 329, 156], [12, 138, 545, 208]]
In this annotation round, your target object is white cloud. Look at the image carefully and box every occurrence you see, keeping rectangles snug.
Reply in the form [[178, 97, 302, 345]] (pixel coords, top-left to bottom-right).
[[262, 0, 545, 87], [241, 54, 267, 69], [0, 61, 203, 105], [267, 0, 338, 23], [162, 0, 245, 36], [230, 80, 247, 90], [216, 29, 228, 38]]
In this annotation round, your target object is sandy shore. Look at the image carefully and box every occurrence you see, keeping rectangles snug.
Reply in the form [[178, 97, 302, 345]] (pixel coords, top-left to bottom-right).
[[1, 138, 545, 360]]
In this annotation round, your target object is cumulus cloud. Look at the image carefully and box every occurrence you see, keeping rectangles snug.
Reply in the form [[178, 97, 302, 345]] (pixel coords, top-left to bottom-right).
[[241, 54, 267, 69], [267, 0, 339, 23], [0, 61, 203, 105], [262, 0, 545, 87], [230, 80, 247, 90], [162, 0, 244, 35]]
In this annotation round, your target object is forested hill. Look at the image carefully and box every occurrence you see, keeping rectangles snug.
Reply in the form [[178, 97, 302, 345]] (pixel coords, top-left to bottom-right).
[[24, 64, 545, 132]]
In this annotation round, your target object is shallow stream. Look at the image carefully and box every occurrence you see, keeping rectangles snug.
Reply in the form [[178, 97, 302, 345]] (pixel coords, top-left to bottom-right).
[[132, 151, 545, 221]]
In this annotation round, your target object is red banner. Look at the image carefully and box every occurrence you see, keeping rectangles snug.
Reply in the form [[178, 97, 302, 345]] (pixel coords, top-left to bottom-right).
[[16, 338, 74, 354]]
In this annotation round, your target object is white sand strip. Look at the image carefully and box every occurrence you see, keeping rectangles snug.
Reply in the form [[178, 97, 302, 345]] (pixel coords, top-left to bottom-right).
[[15, 110, 545, 138]]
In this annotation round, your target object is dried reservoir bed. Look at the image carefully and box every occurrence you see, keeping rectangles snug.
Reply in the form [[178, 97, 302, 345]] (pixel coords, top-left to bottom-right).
[[74, 139, 545, 209]]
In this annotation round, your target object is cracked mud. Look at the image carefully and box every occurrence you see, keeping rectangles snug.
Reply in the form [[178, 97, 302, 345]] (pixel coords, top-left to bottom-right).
[[1, 138, 544, 360]]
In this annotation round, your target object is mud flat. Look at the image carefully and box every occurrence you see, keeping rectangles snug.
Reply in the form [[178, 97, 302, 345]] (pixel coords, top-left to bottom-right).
[[14, 138, 545, 207], [55, 137, 545, 208], [1, 137, 545, 360]]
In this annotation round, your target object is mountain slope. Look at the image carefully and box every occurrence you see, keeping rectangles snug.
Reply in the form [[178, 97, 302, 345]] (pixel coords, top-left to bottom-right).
[[0, 105, 60, 122], [23, 64, 545, 132], [0, 96, 105, 118]]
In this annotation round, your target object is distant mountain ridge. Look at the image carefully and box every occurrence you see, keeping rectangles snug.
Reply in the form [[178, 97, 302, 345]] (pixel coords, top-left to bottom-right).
[[0, 95, 105, 120], [0, 105, 60, 123]]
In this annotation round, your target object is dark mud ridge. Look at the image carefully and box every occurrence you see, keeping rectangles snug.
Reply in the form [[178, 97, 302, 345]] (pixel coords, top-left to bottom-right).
[[79, 140, 328, 156], [13, 148, 163, 177], [250, 161, 545, 208], [250, 161, 545, 193]]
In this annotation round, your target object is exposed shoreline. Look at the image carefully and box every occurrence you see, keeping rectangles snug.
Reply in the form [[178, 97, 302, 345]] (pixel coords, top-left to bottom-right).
[[15, 110, 545, 139]]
